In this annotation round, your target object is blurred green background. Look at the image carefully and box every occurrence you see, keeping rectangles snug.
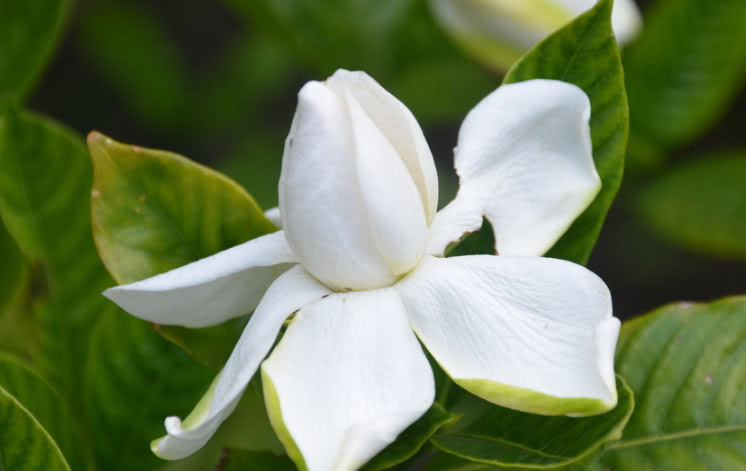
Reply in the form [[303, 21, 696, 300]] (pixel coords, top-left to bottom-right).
[[23, 0, 745, 320]]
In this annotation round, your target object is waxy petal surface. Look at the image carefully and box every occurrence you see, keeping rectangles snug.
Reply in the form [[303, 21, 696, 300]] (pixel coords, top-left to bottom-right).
[[104, 231, 296, 327], [396, 255, 618, 416]]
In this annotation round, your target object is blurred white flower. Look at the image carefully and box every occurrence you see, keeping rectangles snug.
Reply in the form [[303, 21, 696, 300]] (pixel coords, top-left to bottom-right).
[[104, 70, 620, 471], [430, 0, 642, 71]]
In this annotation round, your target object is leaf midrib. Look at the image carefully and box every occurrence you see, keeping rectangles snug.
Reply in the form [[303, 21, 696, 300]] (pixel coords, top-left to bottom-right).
[[609, 424, 746, 450]]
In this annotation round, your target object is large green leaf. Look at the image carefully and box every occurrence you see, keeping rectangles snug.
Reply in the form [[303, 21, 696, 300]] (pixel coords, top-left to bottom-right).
[[88, 132, 277, 367], [429, 376, 633, 470], [0, 0, 69, 99], [502, 0, 628, 265], [624, 0, 746, 163], [0, 353, 90, 470], [0, 104, 110, 407], [217, 449, 295, 471], [638, 151, 746, 262], [0, 384, 70, 471], [361, 403, 455, 471], [592, 296, 746, 470], [0, 219, 24, 316]]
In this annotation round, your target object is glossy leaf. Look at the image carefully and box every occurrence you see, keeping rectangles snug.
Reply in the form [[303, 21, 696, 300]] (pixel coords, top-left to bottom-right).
[[361, 403, 455, 471], [0, 104, 110, 407], [88, 132, 277, 367], [430, 376, 633, 470], [502, 0, 628, 265], [0, 353, 90, 470], [592, 297, 746, 470], [624, 0, 746, 163], [0, 0, 69, 98], [638, 151, 746, 261], [0, 384, 70, 471]]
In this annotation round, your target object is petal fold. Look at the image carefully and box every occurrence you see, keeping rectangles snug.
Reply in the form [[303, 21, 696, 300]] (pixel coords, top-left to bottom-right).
[[103, 231, 297, 327], [262, 288, 435, 471], [396, 255, 619, 416], [428, 79, 600, 257], [151, 265, 331, 459]]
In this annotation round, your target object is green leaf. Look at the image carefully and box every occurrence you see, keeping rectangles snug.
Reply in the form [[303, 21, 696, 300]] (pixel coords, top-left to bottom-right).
[[0, 103, 110, 408], [84, 309, 214, 471], [0, 384, 70, 471], [624, 0, 746, 159], [638, 151, 746, 262], [217, 448, 295, 471], [0, 0, 69, 99], [0, 219, 24, 316], [0, 353, 90, 470], [361, 403, 455, 471], [592, 296, 746, 470], [430, 376, 633, 470], [502, 0, 628, 265], [88, 132, 277, 367]]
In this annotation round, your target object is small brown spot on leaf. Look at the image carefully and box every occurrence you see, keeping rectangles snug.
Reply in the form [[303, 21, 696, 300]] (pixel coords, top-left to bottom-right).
[[705, 375, 713, 385], [91, 189, 100, 198]]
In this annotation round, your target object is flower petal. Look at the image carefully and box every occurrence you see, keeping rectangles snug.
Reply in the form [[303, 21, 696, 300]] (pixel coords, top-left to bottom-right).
[[279, 80, 395, 291], [151, 265, 331, 459], [327, 70, 439, 223], [262, 289, 435, 471], [428, 79, 600, 257], [396, 255, 619, 416], [344, 89, 428, 276], [103, 231, 297, 327], [264, 207, 282, 228]]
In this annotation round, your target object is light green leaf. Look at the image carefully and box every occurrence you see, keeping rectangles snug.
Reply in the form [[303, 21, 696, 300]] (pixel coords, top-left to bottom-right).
[[0, 384, 70, 471], [84, 309, 214, 471], [429, 376, 633, 470], [502, 0, 628, 265], [0, 353, 90, 470], [361, 403, 455, 471], [624, 0, 746, 162], [592, 296, 746, 470], [638, 151, 746, 262], [88, 132, 277, 367], [0, 103, 109, 409], [0, 0, 69, 99]]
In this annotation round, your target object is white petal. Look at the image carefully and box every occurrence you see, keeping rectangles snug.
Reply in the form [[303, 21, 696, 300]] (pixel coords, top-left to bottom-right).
[[396, 255, 618, 416], [344, 90, 428, 276], [279, 80, 395, 291], [103, 231, 297, 327], [264, 207, 282, 228], [327, 70, 439, 223], [262, 289, 434, 471], [430, 79, 600, 257], [152, 265, 331, 459]]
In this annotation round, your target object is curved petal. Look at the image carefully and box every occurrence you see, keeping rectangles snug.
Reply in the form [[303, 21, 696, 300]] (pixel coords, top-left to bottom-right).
[[396, 255, 618, 416], [103, 231, 297, 327], [327, 69, 439, 223], [279, 80, 395, 291], [264, 207, 282, 228], [262, 289, 434, 471], [151, 265, 331, 460], [429, 79, 599, 257], [344, 90, 428, 276]]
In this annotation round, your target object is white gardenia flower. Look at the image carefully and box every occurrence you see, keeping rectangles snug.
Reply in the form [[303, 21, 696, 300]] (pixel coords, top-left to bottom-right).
[[430, 0, 642, 71], [104, 70, 620, 471]]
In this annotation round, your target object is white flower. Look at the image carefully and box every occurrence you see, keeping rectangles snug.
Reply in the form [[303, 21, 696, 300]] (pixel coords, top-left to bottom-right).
[[104, 70, 620, 471], [430, 0, 642, 71]]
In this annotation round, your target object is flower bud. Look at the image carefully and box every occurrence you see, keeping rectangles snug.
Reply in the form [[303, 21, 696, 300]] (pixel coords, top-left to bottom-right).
[[279, 70, 438, 291], [430, 0, 642, 71]]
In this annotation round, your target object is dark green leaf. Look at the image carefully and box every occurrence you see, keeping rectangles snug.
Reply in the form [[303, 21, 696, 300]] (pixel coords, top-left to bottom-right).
[[0, 103, 109, 409], [638, 151, 746, 261], [0, 353, 91, 470], [430, 376, 633, 470], [0, 219, 24, 316], [217, 448, 295, 471], [0, 0, 69, 99], [592, 296, 746, 470], [0, 384, 70, 471], [361, 403, 455, 471], [503, 0, 628, 265], [624, 0, 746, 161]]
